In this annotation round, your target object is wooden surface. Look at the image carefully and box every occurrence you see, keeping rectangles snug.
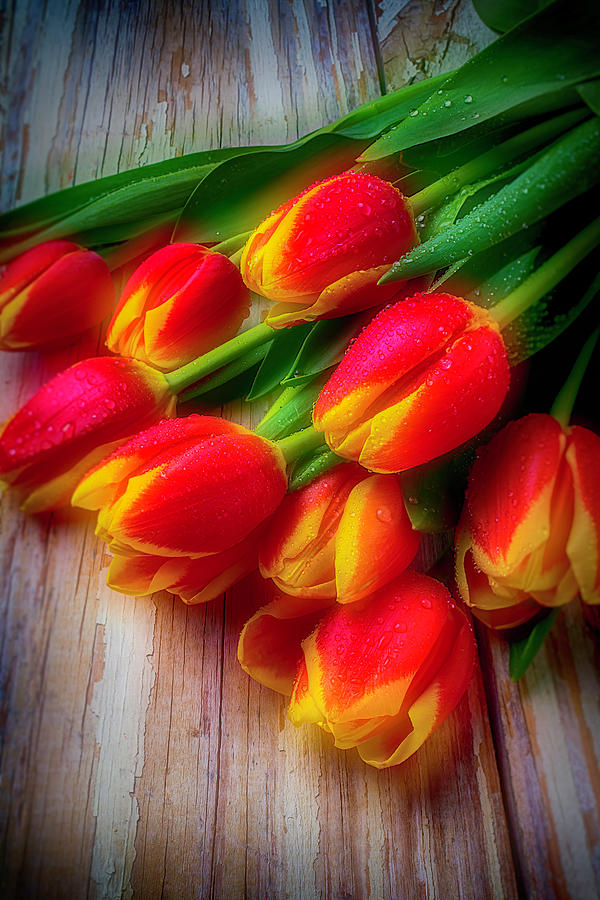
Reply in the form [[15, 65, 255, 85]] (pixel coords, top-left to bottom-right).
[[0, 1, 598, 898]]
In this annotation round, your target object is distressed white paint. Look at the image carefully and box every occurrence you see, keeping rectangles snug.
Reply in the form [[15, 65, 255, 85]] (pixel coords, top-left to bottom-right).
[[89, 583, 157, 900]]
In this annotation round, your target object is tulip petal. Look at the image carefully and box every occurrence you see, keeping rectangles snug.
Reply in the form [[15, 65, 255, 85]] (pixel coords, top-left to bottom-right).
[[107, 523, 262, 605], [356, 605, 475, 767], [259, 463, 364, 598], [358, 325, 509, 472], [314, 293, 474, 439], [73, 415, 248, 510], [22, 439, 125, 513], [242, 173, 416, 302], [566, 425, 600, 604], [0, 357, 175, 512], [0, 241, 114, 350], [96, 431, 287, 557], [335, 475, 420, 603], [239, 584, 334, 694], [289, 571, 475, 766]]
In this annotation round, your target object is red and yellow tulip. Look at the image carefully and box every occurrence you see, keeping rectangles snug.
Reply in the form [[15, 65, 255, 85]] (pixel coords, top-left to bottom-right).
[[259, 463, 420, 603], [106, 242, 251, 370], [0, 357, 175, 512], [72, 416, 288, 604], [285, 570, 475, 767], [238, 580, 334, 695], [313, 291, 510, 473], [0, 240, 115, 350], [240, 172, 417, 327], [455, 413, 600, 630]]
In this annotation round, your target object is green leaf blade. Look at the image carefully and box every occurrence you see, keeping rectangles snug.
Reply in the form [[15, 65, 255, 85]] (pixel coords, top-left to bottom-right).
[[383, 117, 600, 281], [509, 609, 560, 680], [363, 0, 600, 158]]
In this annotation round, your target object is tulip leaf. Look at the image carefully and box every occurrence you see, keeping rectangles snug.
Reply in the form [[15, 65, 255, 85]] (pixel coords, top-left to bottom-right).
[[509, 609, 560, 680], [577, 80, 600, 117], [361, 0, 600, 159], [282, 315, 364, 387], [246, 323, 314, 401], [472, 0, 552, 34], [172, 133, 364, 244], [254, 379, 324, 441], [503, 268, 600, 366], [179, 362, 263, 409], [382, 118, 600, 282], [287, 446, 343, 491], [326, 72, 451, 141], [401, 87, 580, 176]]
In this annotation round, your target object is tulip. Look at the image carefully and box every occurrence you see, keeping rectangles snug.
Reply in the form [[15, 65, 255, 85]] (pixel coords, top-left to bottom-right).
[[72, 416, 288, 604], [287, 570, 475, 768], [0, 357, 175, 512], [455, 413, 600, 631], [240, 171, 417, 327], [106, 242, 251, 370], [238, 580, 334, 694], [313, 291, 510, 474], [259, 463, 420, 603], [0, 240, 115, 350]]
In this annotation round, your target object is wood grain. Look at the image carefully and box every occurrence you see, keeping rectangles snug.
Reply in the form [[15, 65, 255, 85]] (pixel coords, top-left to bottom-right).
[[0, 1, 596, 898]]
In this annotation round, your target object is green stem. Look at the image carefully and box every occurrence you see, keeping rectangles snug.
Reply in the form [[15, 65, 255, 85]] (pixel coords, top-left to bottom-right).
[[165, 321, 274, 393], [178, 341, 272, 402], [229, 248, 243, 268], [551, 327, 600, 427], [213, 230, 253, 256], [492, 217, 600, 330], [276, 425, 326, 463], [410, 108, 587, 217]]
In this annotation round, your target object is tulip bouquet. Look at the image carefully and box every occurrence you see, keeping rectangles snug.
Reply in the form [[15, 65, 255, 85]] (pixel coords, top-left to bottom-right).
[[1, 0, 600, 768]]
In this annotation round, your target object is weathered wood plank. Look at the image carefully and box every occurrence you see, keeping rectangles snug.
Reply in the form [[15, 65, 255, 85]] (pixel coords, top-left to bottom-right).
[[0, 1, 522, 898]]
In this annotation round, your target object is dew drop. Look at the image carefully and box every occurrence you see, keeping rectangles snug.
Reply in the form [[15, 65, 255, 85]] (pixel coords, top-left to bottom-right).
[[444, 100, 452, 107], [421, 598, 432, 609], [464, 95, 473, 103], [376, 506, 392, 523]]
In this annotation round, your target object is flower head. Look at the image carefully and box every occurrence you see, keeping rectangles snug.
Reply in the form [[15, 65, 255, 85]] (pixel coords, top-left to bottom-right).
[[313, 291, 510, 473], [240, 172, 417, 326], [0, 240, 114, 350], [455, 413, 600, 630], [277, 570, 475, 767], [259, 463, 420, 603], [106, 242, 251, 370], [0, 356, 174, 512], [72, 416, 288, 604]]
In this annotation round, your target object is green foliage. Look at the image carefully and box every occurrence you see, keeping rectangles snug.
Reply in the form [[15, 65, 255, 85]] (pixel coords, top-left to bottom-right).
[[509, 609, 560, 680], [362, 0, 600, 159]]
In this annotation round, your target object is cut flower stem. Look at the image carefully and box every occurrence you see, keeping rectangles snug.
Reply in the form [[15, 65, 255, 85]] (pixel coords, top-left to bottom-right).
[[410, 108, 587, 217], [276, 425, 326, 463], [551, 327, 600, 427], [491, 217, 600, 330]]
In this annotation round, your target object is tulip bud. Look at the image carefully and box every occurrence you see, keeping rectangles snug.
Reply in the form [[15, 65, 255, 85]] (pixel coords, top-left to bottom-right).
[[72, 416, 288, 605], [0, 240, 115, 350], [288, 570, 475, 768], [106, 242, 251, 370], [455, 413, 600, 630], [240, 172, 417, 327], [0, 357, 175, 512], [313, 291, 510, 473], [259, 463, 420, 604]]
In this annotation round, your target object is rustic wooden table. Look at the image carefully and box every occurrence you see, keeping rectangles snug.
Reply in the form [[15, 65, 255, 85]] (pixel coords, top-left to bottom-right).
[[1, 1, 599, 898]]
